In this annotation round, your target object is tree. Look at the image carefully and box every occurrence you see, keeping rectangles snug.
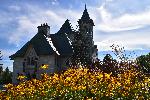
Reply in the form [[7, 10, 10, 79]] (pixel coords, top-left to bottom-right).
[[1, 67, 12, 84], [102, 54, 118, 74], [0, 51, 3, 84], [0, 51, 3, 73], [136, 53, 150, 74]]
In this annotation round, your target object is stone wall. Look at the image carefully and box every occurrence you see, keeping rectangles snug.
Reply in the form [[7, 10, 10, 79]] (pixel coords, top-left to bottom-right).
[[12, 57, 24, 84], [37, 55, 55, 78], [12, 45, 71, 84]]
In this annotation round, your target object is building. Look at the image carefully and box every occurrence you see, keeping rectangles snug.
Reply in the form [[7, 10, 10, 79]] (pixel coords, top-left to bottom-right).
[[9, 5, 98, 84]]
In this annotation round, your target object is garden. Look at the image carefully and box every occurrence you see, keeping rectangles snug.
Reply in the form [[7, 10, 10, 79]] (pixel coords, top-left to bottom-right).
[[0, 45, 150, 100]]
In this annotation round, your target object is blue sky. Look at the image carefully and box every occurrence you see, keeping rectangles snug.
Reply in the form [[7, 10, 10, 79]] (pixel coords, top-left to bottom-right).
[[1, 0, 150, 71]]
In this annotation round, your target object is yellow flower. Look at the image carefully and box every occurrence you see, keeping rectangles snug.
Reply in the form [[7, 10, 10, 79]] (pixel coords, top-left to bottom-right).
[[66, 77, 71, 81], [20, 92, 24, 95], [105, 73, 111, 79], [40, 64, 49, 69], [82, 86, 86, 90], [17, 75, 26, 80], [91, 89, 96, 94], [5, 96, 10, 100], [144, 78, 150, 83], [3, 83, 13, 88]]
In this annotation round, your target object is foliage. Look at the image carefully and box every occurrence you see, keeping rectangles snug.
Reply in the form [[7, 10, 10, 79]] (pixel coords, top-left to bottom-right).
[[0, 65, 150, 100], [0, 51, 12, 84], [0, 45, 150, 99], [102, 54, 118, 74], [1, 67, 12, 84], [136, 53, 150, 74], [0, 51, 3, 68], [0, 51, 3, 79]]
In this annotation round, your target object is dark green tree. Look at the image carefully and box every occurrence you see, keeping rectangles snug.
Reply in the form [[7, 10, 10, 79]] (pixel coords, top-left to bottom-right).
[[0, 51, 3, 84], [1, 67, 12, 84], [102, 54, 118, 74], [0, 51, 3, 73], [136, 53, 150, 74]]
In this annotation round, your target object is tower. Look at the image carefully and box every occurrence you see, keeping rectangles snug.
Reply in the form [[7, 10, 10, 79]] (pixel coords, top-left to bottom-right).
[[72, 5, 95, 66]]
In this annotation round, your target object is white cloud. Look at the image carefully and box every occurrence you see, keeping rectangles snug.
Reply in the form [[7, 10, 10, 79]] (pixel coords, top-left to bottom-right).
[[91, 1, 150, 52], [51, 0, 59, 5], [7, 4, 81, 46], [96, 2, 150, 32], [9, 5, 21, 11], [106, 0, 114, 2], [1, 49, 16, 58], [95, 31, 150, 51], [8, 16, 36, 47], [5, 2, 150, 53]]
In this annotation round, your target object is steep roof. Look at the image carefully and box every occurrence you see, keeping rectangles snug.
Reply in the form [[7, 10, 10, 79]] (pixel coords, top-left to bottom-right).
[[50, 34, 73, 56], [78, 4, 94, 26], [10, 32, 73, 59], [81, 5, 90, 20], [57, 19, 73, 35]]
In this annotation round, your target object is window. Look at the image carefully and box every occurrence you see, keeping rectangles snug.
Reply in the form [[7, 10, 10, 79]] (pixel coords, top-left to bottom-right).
[[35, 58, 38, 61], [31, 57, 34, 65], [66, 60, 69, 66], [23, 62, 25, 72], [55, 55, 57, 66], [27, 57, 30, 65]]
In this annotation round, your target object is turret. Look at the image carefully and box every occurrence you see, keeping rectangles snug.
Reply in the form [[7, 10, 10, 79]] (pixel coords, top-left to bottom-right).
[[71, 5, 95, 66], [78, 4, 94, 39]]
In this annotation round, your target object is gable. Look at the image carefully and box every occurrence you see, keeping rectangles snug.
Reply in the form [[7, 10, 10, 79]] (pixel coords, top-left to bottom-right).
[[9, 33, 55, 60], [24, 45, 38, 58]]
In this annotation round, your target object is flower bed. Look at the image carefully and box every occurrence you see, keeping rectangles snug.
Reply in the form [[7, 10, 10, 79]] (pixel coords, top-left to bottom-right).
[[0, 65, 150, 100]]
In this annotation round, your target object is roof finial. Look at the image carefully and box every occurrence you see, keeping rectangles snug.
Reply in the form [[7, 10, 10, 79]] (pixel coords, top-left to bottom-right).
[[85, 4, 87, 10]]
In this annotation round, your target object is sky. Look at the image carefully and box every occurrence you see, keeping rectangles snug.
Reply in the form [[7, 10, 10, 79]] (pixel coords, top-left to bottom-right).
[[1, 0, 150, 71]]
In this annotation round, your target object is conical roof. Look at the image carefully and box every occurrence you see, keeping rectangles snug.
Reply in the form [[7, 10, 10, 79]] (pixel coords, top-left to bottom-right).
[[81, 4, 90, 20], [78, 4, 94, 25]]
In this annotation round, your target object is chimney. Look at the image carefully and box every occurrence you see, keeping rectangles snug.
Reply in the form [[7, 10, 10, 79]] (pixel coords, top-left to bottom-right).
[[37, 23, 50, 37]]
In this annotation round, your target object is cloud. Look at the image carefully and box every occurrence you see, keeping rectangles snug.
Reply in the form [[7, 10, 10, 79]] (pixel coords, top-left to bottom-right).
[[92, 1, 150, 51], [95, 31, 150, 51], [96, 2, 150, 32], [51, 0, 59, 5], [4, 1, 150, 54], [9, 5, 21, 11], [8, 16, 36, 47], [7, 4, 81, 47], [1, 49, 16, 58]]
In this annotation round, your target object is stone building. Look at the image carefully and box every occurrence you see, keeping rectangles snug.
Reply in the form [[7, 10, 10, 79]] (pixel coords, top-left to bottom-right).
[[9, 5, 98, 84]]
